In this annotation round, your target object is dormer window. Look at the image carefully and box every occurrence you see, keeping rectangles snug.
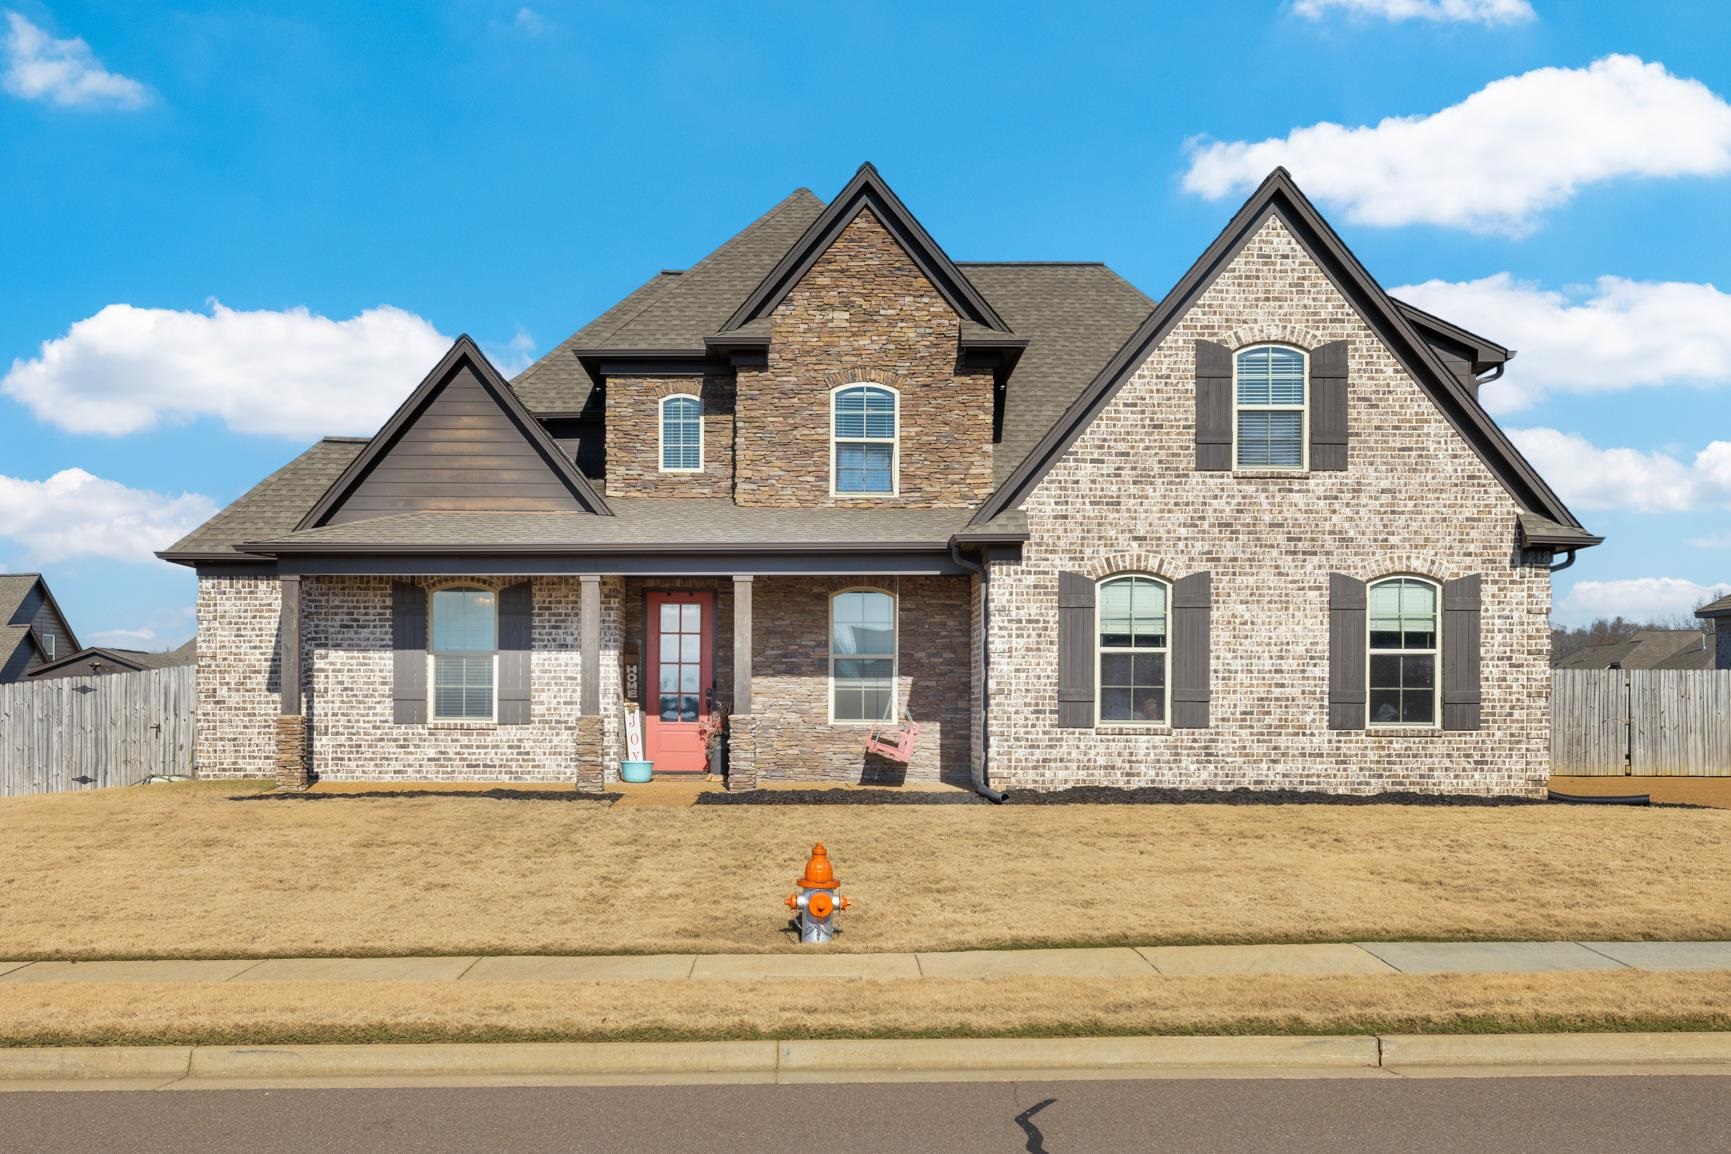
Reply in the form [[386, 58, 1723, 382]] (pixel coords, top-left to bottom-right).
[[659, 394, 703, 472], [833, 384, 898, 495], [1234, 345, 1307, 469]]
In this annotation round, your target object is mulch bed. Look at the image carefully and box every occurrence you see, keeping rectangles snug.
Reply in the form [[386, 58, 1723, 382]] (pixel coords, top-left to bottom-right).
[[697, 786, 1565, 807], [233, 789, 621, 803]]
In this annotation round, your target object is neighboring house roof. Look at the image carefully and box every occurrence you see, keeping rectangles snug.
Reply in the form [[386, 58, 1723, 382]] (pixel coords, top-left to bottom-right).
[[26, 637, 197, 678], [0, 572, 81, 665], [1553, 630, 1713, 670], [969, 168, 1594, 541], [246, 502, 1024, 554], [1697, 593, 1731, 619], [160, 438, 367, 561]]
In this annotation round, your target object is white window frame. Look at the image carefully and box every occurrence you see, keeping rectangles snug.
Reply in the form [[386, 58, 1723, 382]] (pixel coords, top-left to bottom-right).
[[830, 383, 900, 497], [827, 586, 898, 725], [427, 582, 499, 723], [1366, 575, 1441, 730], [1232, 343, 1309, 472], [657, 393, 704, 473], [1094, 573, 1171, 728]]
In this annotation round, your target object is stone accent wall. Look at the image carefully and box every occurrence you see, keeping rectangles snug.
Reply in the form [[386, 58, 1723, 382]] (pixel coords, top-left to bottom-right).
[[748, 575, 972, 785], [988, 216, 1553, 797], [603, 375, 736, 498], [734, 209, 995, 508], [725, 714, 758, 790], [195, 573, 281, 778], [274, 715, 308, 788], [282, 575, 625, 783]]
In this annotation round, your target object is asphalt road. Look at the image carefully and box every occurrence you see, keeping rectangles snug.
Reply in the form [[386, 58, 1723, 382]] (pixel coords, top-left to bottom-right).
[[4, 1075, 1730, 1153]]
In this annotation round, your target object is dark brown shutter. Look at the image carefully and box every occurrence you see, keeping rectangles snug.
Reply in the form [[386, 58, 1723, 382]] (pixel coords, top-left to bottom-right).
[[1442, 574, 1482, 731], [1328, 573, 1366, 730], [1195, 340, 1233, 471], [1057, 572, 1096, 728], [498, 581, 533, 725], [1170, 572, 1212, 728], [1310, 340, 1348, 471], [391, 582, 427, 724]]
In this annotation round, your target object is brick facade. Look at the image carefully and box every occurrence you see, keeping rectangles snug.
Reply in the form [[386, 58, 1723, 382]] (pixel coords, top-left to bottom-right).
[[733, 209, 995, 509], [603, 375, 736, 498], [986, 217, 1552, 796], [195, 574, 282, 778]]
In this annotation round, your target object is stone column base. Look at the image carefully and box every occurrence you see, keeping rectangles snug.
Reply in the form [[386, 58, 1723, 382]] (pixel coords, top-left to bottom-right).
[[575, 713, 606, 793], [726, 715, 757, 791], [274, 715, 309, 790]]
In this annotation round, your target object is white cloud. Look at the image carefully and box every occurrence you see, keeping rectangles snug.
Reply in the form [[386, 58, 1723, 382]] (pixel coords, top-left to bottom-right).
[[1688, 532, 1731, 549], [1294, 0, 1534, 23], [1558, 578, 1731, 626], [2, 10, 148, 109], [0, 469, 215, 564], [1508, 428, 1731, 513], [512, 7, 552, 37], [1392, 273, 1731, 413], [2, 301, 453, 438], [1182, 55, 1731, 235], [90, 627, 156, 643]]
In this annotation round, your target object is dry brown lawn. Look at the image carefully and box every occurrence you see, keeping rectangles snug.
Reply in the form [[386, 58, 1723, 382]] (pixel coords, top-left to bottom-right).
[[1, 781, 1728, 960], [2, 972, 1729, 1047]]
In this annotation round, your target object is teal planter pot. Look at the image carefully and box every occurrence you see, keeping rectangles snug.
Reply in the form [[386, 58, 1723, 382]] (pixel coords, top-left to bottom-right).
[[620, 760, 653, 783]]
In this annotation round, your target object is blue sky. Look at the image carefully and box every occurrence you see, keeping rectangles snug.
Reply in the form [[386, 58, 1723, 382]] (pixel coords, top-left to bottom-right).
[[2, 0, 1729, 647]]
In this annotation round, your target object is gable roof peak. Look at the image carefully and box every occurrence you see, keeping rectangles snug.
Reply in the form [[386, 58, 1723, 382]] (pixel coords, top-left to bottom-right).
[[721, 162, 1011, 334], [295, 336, 611, 531]]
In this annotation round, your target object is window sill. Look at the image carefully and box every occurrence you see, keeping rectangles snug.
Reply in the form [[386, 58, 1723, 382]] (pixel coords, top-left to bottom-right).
[[1231, 469, 1310, 480], [1363, 726, 1443, 737], [428, 720, 498, 731], [1095, 725, 1172, 736]]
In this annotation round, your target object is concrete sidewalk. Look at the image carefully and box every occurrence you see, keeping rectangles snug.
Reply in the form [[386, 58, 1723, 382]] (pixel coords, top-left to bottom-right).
[[2, 940, 1728, 985]]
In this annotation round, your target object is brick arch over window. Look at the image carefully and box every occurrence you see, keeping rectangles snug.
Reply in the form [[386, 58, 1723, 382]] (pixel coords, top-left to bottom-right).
[[821, 576, 895, 596], [1355, 554, 1465, 584], [1084, 552, 1174, 582], [1221, 320, 1328, 352], [651, 381, 703, 399]]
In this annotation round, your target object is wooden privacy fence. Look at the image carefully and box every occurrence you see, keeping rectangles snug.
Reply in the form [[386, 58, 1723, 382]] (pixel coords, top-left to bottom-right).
[[1553, 669, 1731, 776], [0, 665, 194, 797]]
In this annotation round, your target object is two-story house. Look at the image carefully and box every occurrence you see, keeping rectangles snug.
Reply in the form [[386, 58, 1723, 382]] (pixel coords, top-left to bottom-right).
[[161, 164, 1600, 796]]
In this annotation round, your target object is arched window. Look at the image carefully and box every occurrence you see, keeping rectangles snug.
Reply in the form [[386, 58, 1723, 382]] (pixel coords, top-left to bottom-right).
[[431, 585, 496, 720], [1368, 577, 1438, 727], [1097, 574, 1168, 724], [659, 394, 703, 472], [830, 588, 896, 722], [1234, 345, 1307, 469], [832, 385, 898, 495]]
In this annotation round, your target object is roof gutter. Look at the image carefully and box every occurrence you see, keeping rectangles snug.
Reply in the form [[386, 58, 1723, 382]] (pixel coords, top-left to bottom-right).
[[949, 538, 1006, 804]]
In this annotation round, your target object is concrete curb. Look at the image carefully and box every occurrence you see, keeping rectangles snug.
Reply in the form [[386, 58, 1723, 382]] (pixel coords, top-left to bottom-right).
[[1, 1033, 1729, 1088]]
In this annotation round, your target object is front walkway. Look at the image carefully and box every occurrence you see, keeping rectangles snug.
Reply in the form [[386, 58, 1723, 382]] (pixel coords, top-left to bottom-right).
[[4, 940, 1729, 984]]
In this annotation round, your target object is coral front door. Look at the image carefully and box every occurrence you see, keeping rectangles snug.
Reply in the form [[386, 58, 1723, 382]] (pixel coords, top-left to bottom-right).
[[645, 591, 714, 773]]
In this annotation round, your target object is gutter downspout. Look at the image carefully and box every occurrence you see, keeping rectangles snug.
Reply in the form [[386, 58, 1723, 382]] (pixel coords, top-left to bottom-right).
[[951, 539, 1007, 803], [1547, 549, 1578, 574]]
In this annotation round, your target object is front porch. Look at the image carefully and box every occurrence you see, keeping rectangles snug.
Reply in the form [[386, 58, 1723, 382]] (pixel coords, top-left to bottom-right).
[[269, 568, 978, 791]]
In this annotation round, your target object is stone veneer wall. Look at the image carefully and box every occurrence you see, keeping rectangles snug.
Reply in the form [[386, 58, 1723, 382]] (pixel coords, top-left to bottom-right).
[[747, 575, 972, 785], [302, 575, 623, 782], [987, 216, 1553, 797], [604, 375, 736, 499], [195, 573, 282, 778], [733, 209, 995, 509]]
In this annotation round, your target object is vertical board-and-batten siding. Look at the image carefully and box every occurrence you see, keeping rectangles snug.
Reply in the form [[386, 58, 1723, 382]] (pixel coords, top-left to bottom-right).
[[328, 366, 585, 523], [990, 214, 1551, 796], [1551, 669, 1731, 776], [0, 665, 194, 797]]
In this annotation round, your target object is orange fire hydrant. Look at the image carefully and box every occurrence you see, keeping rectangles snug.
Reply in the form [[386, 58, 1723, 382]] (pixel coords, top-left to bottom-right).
[[785, 843, 849, 944]]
